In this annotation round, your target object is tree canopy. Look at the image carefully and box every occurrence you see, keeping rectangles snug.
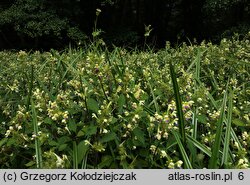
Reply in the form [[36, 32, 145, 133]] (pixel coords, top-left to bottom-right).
[[0, 0, 249, 49]]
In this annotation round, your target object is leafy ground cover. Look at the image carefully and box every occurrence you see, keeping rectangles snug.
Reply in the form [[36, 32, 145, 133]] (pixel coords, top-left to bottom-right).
[[0, 33, 249, 169]]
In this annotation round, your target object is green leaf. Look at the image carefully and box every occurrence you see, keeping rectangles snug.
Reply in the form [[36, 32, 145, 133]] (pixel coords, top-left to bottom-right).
[[58, 136, 71, 145], [137, 148, 150, 157], [43, 117, 53, 124], [169, 61, 186, 144], [187, 135, 212, 157], [73, 141, 78, 169], [58, 144, 68, 151], [209, 88, 227, 169], [148, 80, 159, 112], [222, 88, 233, 167], [83, 125, 97, 137], [133, 127, 145, 145], [190, 108, 198, 164], [172, 130, 192, 169], [197, 79, 243, 153], [100, 132, 117, 143], [25, 161, 36, 167], [118, 94, 125, 112], [0, 138, 8, 148], [98, 155, 113, 168], [232, 118, 248, 127], [31, 99, 42, 168], [110, 117, 118, 124], [87, 98, 99, 113], [127, 92, 155, 116], [197, 114, 207, 124], [68, 119, 77, 133], [68, 105, 81, 115], [48, 140, 58, 146], [7, 138, 16, 147], [77, 130, 85, 137], [77, 140, 89, 164]]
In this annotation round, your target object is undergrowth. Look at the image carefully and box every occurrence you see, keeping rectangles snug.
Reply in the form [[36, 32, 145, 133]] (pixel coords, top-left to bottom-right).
[[0, 33, 249, 169]]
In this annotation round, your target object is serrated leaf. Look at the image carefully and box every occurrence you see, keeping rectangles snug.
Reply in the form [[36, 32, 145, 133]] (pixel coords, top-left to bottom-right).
[[87, 98, 99, 113]]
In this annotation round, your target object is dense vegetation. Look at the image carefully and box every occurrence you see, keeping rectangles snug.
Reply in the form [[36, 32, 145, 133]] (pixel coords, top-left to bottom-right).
[[0, 33, 249, 168], [0, 0, 249, 170], [0, 0, 249, 49]]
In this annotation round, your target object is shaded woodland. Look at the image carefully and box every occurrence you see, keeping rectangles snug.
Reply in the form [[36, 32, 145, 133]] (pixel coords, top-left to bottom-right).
[[0, 0, 249, 50]]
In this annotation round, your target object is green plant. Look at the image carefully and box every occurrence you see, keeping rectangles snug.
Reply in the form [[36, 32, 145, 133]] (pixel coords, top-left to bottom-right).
[[0, 32, 249, 169]]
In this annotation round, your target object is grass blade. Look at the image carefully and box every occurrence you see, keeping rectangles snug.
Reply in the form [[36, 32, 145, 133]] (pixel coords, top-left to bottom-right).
[[188, 50, 201, 165], [26, 65, 34, 112], [187, 135, 212, 157], [222, 88, 233, 167], [186, 48, 206, 73], [208, 88, 227, 169], [172, 130, 192, 169], [73, 141, 78, 169], [147, 80, 160, 113], [31, 99, 43, 168], [169, 61, 186, 144], [188, 109, 198, 166]]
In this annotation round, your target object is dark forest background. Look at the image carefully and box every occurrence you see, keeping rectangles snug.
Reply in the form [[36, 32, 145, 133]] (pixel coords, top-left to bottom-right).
[[0, 0, 249, 50]]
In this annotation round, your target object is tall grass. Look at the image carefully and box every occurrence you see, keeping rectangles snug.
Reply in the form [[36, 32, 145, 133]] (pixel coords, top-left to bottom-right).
[[169, 61, 186, 144], [208, 85, 228, 169], [222, 88, 234, 168], [31, 99, 43, 168]]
